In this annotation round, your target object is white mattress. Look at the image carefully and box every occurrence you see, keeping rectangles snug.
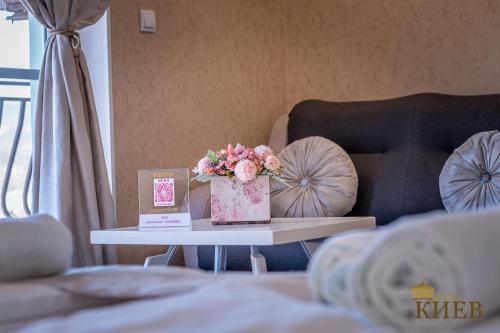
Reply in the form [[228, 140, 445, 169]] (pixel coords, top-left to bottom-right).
[[3, 266, 500, 333]]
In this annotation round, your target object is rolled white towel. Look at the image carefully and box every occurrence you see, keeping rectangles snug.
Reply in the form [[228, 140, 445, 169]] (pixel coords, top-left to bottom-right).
[[0, 214, 72, 282], [309, 208, 500, 331], [308, 230, 376, 307]]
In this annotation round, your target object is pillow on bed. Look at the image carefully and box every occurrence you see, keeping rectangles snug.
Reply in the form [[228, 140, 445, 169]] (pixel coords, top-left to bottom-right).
[[271, 136, 358, 217], [0, 214, 72, 282], [0, 266, 204, 331], [439, 130, 500, 213], [0, 282, 116, 331]]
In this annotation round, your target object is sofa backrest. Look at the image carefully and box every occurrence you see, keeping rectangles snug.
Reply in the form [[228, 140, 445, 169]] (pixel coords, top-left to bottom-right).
[[287, 93, 500, 225]]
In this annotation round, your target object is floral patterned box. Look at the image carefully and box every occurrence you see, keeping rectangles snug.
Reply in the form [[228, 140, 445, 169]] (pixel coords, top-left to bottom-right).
[[210, 176, 271, 225]]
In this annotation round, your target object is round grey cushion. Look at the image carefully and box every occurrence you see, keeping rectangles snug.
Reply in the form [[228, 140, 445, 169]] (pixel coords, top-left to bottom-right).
[[0, 214, 72, 282], [271, 136, 358, 217], [439, 131, 500, 213]]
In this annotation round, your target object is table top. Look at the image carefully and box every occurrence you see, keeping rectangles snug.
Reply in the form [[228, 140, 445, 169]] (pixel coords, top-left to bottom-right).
[[91, 216, 376, 246]]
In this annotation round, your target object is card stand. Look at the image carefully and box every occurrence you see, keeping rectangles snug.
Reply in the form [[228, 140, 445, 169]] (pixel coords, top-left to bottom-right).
[[138, 169, 191, 228]]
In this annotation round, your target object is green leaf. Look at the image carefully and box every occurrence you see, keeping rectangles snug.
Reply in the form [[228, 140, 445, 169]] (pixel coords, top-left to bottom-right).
[[271, 175, 293, 188], [192, 174, 216, 183], [207, 150, 218, 163]]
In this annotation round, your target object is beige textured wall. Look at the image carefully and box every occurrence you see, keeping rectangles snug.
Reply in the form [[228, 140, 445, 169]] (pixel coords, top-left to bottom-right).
[[109, 0, 286, 264], [109, 0, 500, 264], [285, 0, 500, 109]]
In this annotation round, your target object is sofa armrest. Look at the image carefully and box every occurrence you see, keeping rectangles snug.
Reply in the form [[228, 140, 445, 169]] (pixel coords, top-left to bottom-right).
[[189, 183, 211, 219], [268, 113, 289, 154], [184, 184, 211, 268]]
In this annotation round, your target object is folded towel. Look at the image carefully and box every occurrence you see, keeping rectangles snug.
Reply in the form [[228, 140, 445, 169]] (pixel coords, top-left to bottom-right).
[[308, 208, 500, 331], [308, 230, 376, 307], [0, 214, 72, 282]]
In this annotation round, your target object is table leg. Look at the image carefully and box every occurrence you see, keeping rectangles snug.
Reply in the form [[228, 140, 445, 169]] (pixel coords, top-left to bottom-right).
[[164, 245, 178, 265], [143, 245, 178, 267], [214, 245, 227, 274], [221, 246, 227, 270], [250, 246, 267, 275], [300, 241, 312, 260]]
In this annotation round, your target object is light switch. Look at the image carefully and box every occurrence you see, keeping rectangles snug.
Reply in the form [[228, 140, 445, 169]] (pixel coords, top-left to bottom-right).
[[140, 9, 156, 33]]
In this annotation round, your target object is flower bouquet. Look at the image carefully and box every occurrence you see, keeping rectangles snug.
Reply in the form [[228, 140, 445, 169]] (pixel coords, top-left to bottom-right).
[[193, 144, 284, 225]]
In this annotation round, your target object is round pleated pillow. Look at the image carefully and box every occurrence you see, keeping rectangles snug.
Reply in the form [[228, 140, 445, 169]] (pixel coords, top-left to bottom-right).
[[271, 136, 358, 217], [0, 214, 72, 282], [439, 131, 500, 213]]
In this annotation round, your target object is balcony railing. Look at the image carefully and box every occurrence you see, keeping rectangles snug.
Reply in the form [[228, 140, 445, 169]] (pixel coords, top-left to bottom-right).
[[0, 67, 39, 218]]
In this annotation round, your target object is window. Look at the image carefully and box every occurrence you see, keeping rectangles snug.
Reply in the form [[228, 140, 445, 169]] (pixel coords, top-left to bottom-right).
[[0, 8, 44, 217]]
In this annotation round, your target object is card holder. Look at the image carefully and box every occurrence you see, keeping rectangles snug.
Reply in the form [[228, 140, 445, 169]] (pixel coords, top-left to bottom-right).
[[138, 169, 191, 227]]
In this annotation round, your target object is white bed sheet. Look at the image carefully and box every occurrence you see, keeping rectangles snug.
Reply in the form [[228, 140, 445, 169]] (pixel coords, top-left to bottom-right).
[[6, 267, 500, 333]]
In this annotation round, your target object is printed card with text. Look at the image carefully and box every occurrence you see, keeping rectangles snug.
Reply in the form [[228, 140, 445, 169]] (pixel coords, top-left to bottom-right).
[[138, 169, 191, 228]]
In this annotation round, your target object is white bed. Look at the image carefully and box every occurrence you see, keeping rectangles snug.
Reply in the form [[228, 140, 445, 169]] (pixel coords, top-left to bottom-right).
[[2, 266, 500, 333], [4, 210, 500, 333]]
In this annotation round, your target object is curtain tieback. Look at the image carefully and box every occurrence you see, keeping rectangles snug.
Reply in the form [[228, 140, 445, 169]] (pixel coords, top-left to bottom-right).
[[48, 29, 80, 49]]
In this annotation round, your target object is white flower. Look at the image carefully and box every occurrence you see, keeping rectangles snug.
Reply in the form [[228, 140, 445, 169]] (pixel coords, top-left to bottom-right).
[[254, 145, 273, 159], [234, 159, 257, 182], [196, 157, 210, 174], [264, 155, 281, 172]]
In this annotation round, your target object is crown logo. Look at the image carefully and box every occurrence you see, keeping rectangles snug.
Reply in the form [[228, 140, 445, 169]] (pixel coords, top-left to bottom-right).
[[411, 282, 434, 300]]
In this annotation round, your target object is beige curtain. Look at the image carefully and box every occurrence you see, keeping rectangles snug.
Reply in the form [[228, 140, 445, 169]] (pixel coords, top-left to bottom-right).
[[21, 0, 116, 266]]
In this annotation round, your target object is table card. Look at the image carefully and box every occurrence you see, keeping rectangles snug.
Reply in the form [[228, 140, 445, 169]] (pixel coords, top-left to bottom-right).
[[138, 169, 191, 227]]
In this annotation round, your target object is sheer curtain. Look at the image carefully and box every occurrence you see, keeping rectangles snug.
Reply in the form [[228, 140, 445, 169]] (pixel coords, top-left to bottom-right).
[[20, 0, 116, 266]]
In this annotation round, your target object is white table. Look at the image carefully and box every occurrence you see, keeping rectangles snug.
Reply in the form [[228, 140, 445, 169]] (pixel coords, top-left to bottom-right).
[[91, 216, 375, 274]]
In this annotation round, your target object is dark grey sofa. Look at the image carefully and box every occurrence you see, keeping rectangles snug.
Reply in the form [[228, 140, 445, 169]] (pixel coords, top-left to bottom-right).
[[197, 93, 500, 271]]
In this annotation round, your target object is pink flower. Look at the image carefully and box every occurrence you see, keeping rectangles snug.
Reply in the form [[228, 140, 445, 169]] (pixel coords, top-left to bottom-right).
[[234, 159, 257, 182], [226, 144, 235, 155], [250, 195, 263, 204], [242, 180, 264, 204], [264, 155, 281, 172], [211, 196, 228, 222], [235, 143, 245, 154], [254, 145, 273, 159], [240, 149, 250, 160], [197, 157, 212, 174]]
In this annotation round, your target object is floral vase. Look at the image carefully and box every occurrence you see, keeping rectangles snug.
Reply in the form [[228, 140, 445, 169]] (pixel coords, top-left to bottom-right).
[[210, 175, 271, 225]]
